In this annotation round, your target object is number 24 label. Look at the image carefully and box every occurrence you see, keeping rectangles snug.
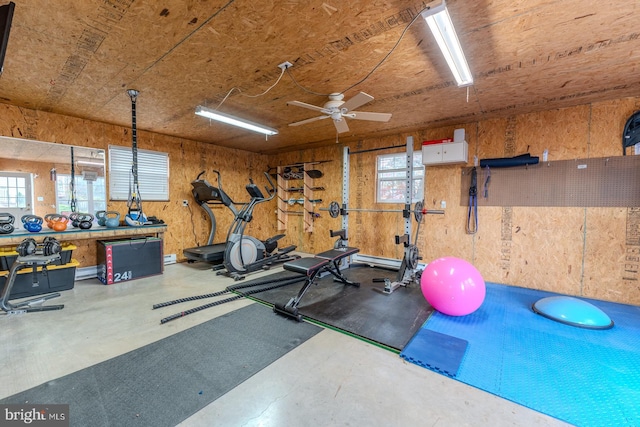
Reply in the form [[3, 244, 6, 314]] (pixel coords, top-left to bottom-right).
[[113, 271, 132, 282]]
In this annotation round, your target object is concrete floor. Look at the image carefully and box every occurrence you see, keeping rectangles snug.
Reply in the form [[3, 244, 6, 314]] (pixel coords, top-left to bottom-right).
[[0, 261, 573, 427]]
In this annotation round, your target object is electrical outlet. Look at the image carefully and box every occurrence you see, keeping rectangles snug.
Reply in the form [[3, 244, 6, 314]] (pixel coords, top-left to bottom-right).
[[278, 61, 293, 70], [182, 200, 188, 207]]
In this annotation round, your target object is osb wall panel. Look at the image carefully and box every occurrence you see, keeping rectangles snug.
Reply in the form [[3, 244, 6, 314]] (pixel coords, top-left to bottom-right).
[[508, 207, 585, 295], [517, 106, 590, 160], [589, 98, 640, 158], [143, 131, 271, 261], [345, 134, 418, 260], [422, 164, 473, 263], [3, 97, 640, 306], [583, 207, 639, 305], [0, 103, 269, 266], [266, 144, 342, 254], [583, 98, 640, 305], [469, 110, 590, 296]]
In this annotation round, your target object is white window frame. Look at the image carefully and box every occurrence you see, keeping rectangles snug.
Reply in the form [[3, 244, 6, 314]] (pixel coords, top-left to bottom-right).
[[55, 173, 107, 215], [376, 151, 425, 204], [108, 145, 169, 201]]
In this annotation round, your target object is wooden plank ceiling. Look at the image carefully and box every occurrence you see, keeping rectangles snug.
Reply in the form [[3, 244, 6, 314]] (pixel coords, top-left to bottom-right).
[[0, 0, 639, 154]]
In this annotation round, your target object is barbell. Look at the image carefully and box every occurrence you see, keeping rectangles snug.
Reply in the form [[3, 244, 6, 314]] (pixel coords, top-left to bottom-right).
[[322, 200, 444, 223]]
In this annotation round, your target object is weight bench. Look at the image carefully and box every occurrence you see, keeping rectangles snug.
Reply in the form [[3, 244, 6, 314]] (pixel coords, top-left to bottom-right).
[[273, 246, 360, 321]]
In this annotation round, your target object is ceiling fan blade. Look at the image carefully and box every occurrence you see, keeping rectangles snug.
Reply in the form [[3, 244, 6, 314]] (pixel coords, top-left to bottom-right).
[[341, 92, 374, 112], [289, 115, 330, 127], [350, 111, 392, 122], [334, 118, 350, 133], [287, 100, 326, 113]]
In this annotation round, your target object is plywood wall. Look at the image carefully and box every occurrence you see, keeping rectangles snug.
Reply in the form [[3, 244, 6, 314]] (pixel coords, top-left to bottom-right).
[[2, 96, 639, 306], [269, 97, 640, 306], [0, 103, 272, 267]]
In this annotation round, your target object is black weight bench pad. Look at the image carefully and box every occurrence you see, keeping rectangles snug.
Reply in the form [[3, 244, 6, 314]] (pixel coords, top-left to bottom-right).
[[283, 247, 359, 277], [315, 247, 359, 260], [283, 257, 330, 276]]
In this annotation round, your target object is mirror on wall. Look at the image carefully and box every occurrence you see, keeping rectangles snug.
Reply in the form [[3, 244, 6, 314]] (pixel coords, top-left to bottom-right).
[[0, 135, 106, 230]]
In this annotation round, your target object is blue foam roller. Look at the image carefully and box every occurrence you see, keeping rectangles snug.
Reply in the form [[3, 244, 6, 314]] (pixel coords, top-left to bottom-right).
[[532, 296, 614, 330]]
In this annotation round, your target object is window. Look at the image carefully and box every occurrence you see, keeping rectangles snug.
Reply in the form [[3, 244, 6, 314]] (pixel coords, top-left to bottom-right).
[[55, 174, 106, 215], [0, 172, 33, 223], [0, 173, 29, 208], [108, 145, 169, 201], [376, 151, 424, 203]]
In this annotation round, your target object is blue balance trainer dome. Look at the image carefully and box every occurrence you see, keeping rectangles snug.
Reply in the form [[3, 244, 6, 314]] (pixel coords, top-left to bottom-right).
[[532, 296, 614, 330]]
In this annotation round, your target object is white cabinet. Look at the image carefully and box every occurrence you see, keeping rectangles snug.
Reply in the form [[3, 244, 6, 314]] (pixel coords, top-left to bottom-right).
[[422, 141, 468, 165]]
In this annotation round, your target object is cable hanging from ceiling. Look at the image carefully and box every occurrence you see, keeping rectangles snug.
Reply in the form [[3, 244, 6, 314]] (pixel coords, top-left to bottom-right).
[[196, 66, 286, 137], [211, 65, 287, 110], [196, 0, 473, 135], [284, 3, 445, 97], [210, 2, 439, 108]]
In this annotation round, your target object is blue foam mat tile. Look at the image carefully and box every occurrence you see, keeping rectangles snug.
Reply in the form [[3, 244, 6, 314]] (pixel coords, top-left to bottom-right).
[[415, 283, 640, 427], [400, 328, 468, 378]]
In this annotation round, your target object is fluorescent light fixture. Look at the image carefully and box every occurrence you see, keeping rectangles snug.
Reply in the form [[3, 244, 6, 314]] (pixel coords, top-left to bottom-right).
[[422, 0, 473, 87], [195, 105, 278, 136], [76, 159, 104, 167]]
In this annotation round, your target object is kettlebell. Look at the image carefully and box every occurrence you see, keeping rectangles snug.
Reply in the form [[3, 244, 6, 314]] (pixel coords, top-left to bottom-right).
[[0, 213, 15, 234], [78, 213, 94, 229], [105, 211, 121, 228], [69, 212, 80, 228], [21, 215, 43, 233], [45, 213, 59, 229], [51, 215, 69, 231], [96, 210, 107, 226]]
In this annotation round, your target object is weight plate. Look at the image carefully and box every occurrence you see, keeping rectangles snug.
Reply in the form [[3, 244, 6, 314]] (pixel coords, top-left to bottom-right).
[[623, 110, 640, 154], [328, 201, 340, 218], [414, 200, 424, 223], [406, 244, 420, 270]]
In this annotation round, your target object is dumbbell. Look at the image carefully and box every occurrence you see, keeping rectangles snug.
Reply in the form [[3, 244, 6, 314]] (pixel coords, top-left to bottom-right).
[[21, 215, 43, 233], [17, 237, 37, 256], [0, 213, 15, 234], [42, 236, 62, 256]]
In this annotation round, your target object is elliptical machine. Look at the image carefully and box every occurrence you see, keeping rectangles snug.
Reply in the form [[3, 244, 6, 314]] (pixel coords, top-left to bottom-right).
[[219, 172, 298, 280]]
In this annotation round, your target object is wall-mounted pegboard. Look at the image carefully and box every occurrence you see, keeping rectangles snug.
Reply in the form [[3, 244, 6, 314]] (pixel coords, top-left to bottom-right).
[[460, 155, 640, 207]]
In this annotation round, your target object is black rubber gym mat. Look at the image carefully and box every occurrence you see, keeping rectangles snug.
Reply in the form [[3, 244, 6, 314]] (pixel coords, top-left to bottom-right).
[[0, 303, 321, 427], [248, 264, 434, 351]]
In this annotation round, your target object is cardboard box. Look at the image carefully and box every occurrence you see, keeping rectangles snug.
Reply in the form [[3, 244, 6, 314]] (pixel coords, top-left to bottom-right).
[[0, 259, 79, 300], [97, 237, 163, 285]]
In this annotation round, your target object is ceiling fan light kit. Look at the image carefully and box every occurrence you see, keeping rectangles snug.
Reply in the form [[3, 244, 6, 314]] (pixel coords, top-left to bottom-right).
[[195, 105, 278, 136], [422, 0, 473, 87]]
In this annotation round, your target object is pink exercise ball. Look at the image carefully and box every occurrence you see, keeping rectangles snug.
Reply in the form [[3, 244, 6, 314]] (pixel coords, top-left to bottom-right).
[[420, 257, 486, 316]]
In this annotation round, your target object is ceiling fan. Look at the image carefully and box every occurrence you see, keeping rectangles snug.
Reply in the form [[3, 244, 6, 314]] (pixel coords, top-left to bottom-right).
[[287, 92, 392, 133]]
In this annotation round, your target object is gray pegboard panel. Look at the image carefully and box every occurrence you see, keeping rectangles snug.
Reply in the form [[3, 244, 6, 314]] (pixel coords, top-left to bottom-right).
[[460, 155, 640, 207]]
